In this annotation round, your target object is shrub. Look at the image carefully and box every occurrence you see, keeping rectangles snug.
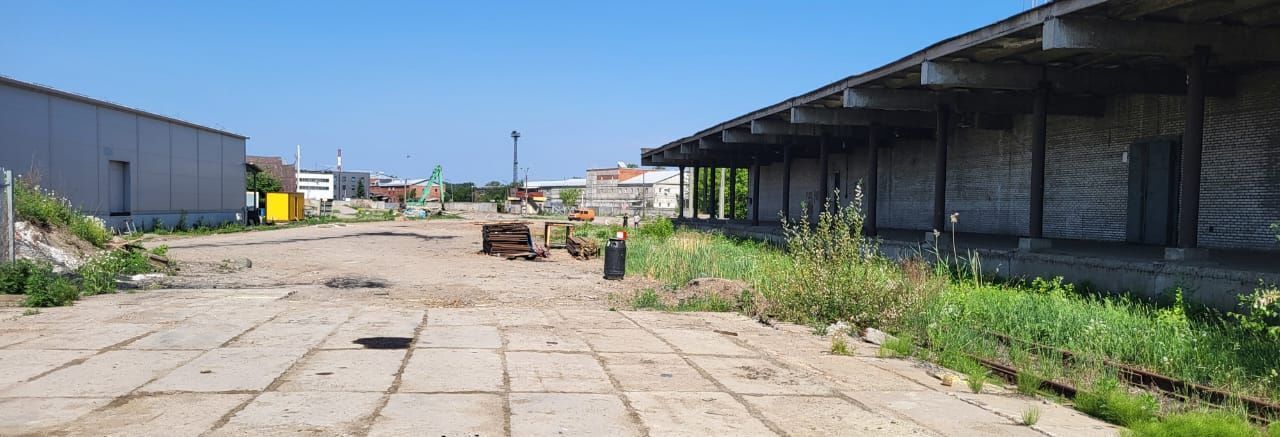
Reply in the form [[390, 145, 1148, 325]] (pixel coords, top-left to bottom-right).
[[967, 368, 989, 393], [777, 188, 943, 330], [1074, 376, 1159, 426], [1, 259, 43, 294], [1124, 411, 1262, 437], [1229, 283, 1280, 339]]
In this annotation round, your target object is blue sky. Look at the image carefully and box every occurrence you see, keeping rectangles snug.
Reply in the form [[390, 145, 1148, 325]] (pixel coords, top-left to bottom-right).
[[1, 1, 1031, 183]]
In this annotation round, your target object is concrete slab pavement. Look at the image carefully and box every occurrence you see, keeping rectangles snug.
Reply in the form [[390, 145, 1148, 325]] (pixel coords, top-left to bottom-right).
[[0, 287, 1117, 436]]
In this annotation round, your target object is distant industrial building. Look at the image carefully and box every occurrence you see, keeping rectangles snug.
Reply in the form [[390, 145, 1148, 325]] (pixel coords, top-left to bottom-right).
[[580, 168, 687, 217], [524, 178, 586, 212], [0, 75, 247, 231]]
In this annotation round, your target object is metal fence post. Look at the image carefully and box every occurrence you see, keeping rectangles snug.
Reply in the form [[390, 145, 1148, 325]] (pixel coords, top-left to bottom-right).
[[2, 169, 13, 263]]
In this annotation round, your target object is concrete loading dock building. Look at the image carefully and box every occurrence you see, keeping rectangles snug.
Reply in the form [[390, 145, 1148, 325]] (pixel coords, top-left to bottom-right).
[[0, 76, 247, 231], [640, 0, 1280, 309]]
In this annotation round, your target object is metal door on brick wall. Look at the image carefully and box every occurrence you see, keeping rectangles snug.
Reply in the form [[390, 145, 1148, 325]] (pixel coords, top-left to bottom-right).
[[1126, 139, 1180, 245]]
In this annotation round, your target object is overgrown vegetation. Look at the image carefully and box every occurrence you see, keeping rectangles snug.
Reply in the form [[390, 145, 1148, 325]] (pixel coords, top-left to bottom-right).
[[1021, 406, 1041, 427], [1, 246, 165, 307], [1124, 411, 1280, 437], [14, 179, 110, 247], [608, 191, 1280, 430]]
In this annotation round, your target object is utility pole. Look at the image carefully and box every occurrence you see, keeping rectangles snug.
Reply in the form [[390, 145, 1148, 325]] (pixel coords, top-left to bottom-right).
[[511, 131, 521, 187]]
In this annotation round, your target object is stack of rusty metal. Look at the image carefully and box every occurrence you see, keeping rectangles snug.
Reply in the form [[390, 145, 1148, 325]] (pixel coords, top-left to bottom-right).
[[481, 222, 536, 258]]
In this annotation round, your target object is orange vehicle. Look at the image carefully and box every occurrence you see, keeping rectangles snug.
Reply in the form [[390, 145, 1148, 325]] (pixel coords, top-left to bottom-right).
[[567, 207, 596, 222]]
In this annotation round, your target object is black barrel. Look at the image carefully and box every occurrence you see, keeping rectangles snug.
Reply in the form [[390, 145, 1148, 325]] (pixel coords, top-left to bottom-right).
[[603, 238, 626, 280]]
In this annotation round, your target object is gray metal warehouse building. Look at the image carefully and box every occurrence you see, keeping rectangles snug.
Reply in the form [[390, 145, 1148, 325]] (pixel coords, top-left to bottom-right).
[[641, 0, 1280, 309], [0, 76, 247, 231]]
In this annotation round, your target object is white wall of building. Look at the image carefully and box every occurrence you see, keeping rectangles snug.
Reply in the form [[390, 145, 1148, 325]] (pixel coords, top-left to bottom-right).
[[297, 171, 334, 200]]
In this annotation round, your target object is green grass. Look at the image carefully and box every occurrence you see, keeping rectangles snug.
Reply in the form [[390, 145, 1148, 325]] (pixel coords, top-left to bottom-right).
[[967, 367, 989, 394], [1124, 411, 1274, 437], [1017, 370, 1045, 396], [830, 335, 852, 356], [628, 287, 740, 312], [150, 214, 395, 237], [1074, 376, 1160, 426]]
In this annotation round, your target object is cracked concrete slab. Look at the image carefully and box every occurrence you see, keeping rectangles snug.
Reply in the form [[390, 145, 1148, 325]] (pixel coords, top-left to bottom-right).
[[2, 350, 197, 397], [626, 391, 777, 436], [0, 349, 95, 389], [142, 347, 307, 393], [509, 393, 641, 437], [507, 351, 614, 393], [276, 349, 406, 392], [56, 393, 252, 437], [0, 397, 112, 435], [368, 393, 505, 437], [418, 325, 502, 349], [742, 394, 936, 436], [599, 353, 719, 392], [399, 348, 503, 393], [688, 356, 833, 396], [847, 390, 1044, 437], [577, 328, 676, 353], [211, 391, 383, 436], [652, 328, 758, 356], [503, 325, 591, 352]]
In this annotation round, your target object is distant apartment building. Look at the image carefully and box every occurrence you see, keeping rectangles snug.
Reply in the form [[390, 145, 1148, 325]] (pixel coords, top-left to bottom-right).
[[581, 167, 686, 217], [246, 156, 297, 192]]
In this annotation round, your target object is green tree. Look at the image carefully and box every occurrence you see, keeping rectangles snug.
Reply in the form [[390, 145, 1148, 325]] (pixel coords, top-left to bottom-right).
[[246, 172, 282, 193], [355, 181, 366, 198], [446, 182, 476, 202], [559, 188, 582, 208]]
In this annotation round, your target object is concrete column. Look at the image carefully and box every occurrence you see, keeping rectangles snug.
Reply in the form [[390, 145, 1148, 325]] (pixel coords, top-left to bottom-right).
[[728, 166, 737, 220], [717, 167, 725, 219], [1029, 81, 1050, 239], [708, 166, 718, 219], [691, 167, 699, 219], [677, 166, 685, 218], [818, 134, 830, 216], [866, 124, 880, 236], [782, 142, 794, 221], [751, 157, 761, 226], [932, 104, 951, 232], [1177, 46, 1211, 251]]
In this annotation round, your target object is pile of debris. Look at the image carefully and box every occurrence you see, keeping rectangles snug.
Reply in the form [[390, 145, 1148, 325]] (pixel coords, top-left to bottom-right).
[[481, 222, 543, 259]]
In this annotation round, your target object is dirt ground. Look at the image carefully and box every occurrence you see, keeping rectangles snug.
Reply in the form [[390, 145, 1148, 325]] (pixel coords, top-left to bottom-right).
[[150, 217, 629, 308]]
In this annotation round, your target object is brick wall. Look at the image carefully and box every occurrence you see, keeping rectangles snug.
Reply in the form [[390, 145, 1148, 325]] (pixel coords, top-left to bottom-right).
[[746, 67, 1280, 251], [246, 156, 297, 193]]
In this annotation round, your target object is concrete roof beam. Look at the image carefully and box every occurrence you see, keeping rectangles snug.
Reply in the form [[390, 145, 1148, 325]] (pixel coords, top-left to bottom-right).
[[1042, 17, 1280, 61], [750, 119, 862, 137], [789, 107, 935, 129], [845, 88, 1104, 117], [921, 60, 1234, 96]]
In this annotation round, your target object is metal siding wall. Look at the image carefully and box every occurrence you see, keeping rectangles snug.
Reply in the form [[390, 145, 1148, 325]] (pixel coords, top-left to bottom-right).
[[0, 85, 51, 177], [221, 136, 245, 210], [170, 125, 199, 211], [137, 117, 171, 212], [48, 97, 100, 213], [97, 108, 138, 215], [196, 130, 221, 211]]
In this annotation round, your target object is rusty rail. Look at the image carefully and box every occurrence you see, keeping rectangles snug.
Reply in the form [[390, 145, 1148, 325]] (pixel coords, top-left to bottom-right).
[[977, 329, 1280, 422]]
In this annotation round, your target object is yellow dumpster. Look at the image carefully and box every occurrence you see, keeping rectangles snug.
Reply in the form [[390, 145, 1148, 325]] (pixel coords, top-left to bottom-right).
[[265, 192, 304, 222]]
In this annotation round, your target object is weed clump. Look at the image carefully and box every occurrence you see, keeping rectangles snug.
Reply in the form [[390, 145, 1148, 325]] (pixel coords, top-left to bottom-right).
[[1074, 376, 1159, 426], [1021, 406, 1041, 426], [0, 260, 78, 307]]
